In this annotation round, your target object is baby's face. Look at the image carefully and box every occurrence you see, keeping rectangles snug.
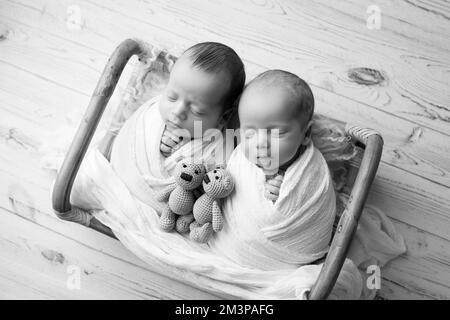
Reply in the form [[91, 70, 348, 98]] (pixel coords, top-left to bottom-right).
[[239, 86, 309, 173], [159, 57, 230, 138]]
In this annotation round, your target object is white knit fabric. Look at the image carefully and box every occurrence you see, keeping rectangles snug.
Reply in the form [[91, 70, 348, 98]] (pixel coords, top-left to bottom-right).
[[70, 148, 363, 299], [96, 95, 228, 214], [210, 143, 336, 270], [67, 97, 406, 299]]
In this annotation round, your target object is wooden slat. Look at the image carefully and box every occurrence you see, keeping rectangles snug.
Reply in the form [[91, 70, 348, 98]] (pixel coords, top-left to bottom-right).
[[0, 207, 224, 300], [1, 15, 449, 190], [2, 0, 450, 135], [0, 59, 448, 240], [1, 1, 449, 189], [1, 130, 449, 299], [146, 0, 450, 135], [380, 220, 450, 300], [309, 0, 450, 52]]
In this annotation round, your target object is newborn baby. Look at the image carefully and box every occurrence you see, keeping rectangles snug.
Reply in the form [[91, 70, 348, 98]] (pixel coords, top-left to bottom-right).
[[210, 70, 335, 269], [239, 70, 314, 202], [158, 42, 245, 158], [108, 42, 245, 217]]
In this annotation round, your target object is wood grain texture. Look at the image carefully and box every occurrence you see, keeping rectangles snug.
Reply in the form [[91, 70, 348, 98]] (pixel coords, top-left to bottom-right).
[[0, 207, 224, 300], [1, 0, 449, 187], [0, 0, 449, 299]]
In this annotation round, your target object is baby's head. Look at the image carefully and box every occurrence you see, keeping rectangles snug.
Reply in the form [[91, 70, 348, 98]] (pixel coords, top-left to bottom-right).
[[159, 42, 245, 137], [239, 70, 314, 173]]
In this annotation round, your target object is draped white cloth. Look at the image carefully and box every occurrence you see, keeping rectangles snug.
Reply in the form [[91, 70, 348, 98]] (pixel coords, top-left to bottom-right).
[[210, 143, 336, 270], [75, 95, 229, 213], [64, 96, 406, 299]]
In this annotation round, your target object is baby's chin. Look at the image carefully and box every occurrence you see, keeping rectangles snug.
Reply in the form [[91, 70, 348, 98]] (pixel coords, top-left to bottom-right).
[[164, 118, 183, 130], [251, 156, 280, 176]]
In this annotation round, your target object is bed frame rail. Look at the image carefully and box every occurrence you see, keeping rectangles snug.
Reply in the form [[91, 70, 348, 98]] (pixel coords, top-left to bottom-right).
[[51, 38, 384, 299]]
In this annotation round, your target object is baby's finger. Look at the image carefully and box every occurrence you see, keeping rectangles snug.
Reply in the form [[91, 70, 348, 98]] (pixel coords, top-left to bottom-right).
[[167, 126, 190, 141], [164, 128, 184, 143], [266, 178, 282, 188], [273, 174, 284, 182], [264, 189, 278, 201], [163, 129, 180, 142], [161, 135, 178, 148], [264, 183, 280, 196], [166, 131, 191, 150], [160, 143, 172, 155]]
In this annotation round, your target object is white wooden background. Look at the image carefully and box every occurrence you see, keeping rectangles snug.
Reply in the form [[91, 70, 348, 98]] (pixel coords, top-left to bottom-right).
[[0, 0, 449, 299]]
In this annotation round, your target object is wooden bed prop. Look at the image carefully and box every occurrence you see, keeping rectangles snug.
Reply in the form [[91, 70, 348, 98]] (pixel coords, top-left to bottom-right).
[[51, 38, 384, 300]]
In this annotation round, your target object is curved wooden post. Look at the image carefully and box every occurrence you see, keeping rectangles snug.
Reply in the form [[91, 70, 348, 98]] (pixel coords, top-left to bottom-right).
[[52, 39, 148, 236], [308, 126, 383, 300]]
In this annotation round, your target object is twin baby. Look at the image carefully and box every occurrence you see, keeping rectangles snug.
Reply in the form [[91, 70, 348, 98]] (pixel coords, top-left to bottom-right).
[[146, 42, 336, 265], [158, 42, 315, 203]]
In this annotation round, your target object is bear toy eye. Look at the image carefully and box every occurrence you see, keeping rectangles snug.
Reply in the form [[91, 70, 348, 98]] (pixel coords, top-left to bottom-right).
[[194, 170, 198, 174], [215, 176, 219, 180], [182, 164, 187, 168], [213, 170, 217, 173]]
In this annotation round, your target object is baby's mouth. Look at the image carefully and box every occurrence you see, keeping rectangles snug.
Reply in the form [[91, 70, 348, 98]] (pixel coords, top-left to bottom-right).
[[256, 157, 271, 168]]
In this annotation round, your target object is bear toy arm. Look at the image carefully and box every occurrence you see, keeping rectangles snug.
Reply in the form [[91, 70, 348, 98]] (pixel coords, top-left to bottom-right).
[[212, 200, 223, 232], [192, 185, 204, 200], [155, 183, 177, 202]]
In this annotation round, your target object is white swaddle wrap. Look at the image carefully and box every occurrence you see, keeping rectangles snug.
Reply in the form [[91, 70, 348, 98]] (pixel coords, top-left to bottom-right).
[[210, 143, 335, 270], [66, 96, 406, 299], [70, 148, 364, 299], [102, 95, 228, 213]]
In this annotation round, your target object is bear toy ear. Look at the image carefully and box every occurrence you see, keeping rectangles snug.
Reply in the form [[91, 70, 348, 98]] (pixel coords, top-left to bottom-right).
[[175, 161, 186, 175], [222, 175, 234, 193], [203, 158, 216, 171], [215, 163, 226, 170]]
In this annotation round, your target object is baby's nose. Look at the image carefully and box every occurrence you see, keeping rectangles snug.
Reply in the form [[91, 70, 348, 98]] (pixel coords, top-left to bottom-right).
[[256, 130, 270, 146], [256, 141, 270, 154], [172, 101, 188, 121]]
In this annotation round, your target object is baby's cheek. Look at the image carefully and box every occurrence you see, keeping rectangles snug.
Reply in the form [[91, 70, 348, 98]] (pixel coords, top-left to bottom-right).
[[159, 100, 170, 122], [278, 140, 299, 165], [242, 139, 257, 163], [198, 115, 218, 132]]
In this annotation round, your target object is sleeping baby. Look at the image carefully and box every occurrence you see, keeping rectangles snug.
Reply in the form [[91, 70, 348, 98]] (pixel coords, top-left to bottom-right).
[[239, 70, 315, 203], [109, 42, 245, 225], [210, 70, 336, 270], [158, 42, 245, 158]]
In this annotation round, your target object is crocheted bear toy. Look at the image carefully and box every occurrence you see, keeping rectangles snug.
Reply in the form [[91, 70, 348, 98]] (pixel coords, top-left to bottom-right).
[[190, 165, 235, 243], [156, 160, 206, 232]]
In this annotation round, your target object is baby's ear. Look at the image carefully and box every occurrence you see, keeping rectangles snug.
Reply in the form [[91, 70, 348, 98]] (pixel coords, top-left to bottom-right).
[[302, 120, 314, 145], [219, 108, 234, 124]]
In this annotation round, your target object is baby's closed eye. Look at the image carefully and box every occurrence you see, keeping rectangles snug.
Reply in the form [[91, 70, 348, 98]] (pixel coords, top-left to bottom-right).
[[190, 105, 207, 116], [270, 129, 286, 137], [242, 128, 256, 138], [266, 177, 283, 188]]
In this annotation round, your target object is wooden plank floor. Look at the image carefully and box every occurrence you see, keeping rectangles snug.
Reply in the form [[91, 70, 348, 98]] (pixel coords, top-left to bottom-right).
[[0, 0, 449, 299]]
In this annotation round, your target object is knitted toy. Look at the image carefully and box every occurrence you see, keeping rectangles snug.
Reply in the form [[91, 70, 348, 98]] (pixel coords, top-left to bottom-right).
[[190, 165, 235, 243], [156, 160, 206, 232]]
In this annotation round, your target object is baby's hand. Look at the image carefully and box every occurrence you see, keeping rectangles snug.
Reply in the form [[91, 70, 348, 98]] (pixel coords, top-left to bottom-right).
[[160, 126, 186, 157], [264, 173, 284, 203]]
